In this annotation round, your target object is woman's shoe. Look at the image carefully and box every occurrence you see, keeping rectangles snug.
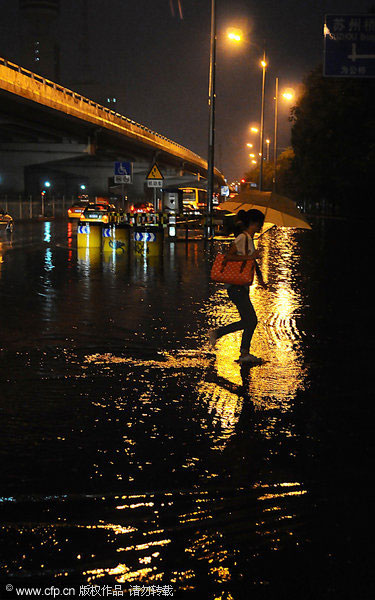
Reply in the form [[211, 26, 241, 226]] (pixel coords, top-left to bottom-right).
[[237, 353, 261, 364], [208, 330, 218, 348]]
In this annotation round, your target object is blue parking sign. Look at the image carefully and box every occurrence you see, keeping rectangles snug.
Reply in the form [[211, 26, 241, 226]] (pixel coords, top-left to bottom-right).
[[114, 161, 132, 176], [114, 161, 132, 184], [324, 14, 375, 77]]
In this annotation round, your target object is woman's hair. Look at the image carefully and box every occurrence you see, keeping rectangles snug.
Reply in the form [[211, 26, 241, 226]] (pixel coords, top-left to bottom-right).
[[233, 209, 265, 235]]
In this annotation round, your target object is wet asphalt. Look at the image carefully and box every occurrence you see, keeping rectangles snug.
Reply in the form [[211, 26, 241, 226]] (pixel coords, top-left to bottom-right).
[[0, 218, 373, 599]]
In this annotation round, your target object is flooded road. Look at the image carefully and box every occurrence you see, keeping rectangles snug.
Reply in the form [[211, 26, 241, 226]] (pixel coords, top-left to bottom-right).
[[0, 219, 373, 598]]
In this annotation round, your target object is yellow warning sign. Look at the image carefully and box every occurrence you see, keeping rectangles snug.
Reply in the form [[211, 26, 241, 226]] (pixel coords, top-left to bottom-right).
[[146, 163, 164, 180]]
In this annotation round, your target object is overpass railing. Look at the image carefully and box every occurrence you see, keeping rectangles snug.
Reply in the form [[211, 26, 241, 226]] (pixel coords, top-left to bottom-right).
[[0, 57, 223, 179]]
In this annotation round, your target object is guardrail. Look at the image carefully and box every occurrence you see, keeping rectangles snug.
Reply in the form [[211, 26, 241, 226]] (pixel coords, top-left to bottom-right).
[[0, 195, 71, 219]]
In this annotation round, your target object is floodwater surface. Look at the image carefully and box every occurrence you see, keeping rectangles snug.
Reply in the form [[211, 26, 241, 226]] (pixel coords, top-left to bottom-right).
[[0, 219, 373, 598]]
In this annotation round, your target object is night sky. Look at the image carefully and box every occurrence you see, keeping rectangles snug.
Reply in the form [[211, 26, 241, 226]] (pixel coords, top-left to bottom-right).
[[0, 0, 372, 180]]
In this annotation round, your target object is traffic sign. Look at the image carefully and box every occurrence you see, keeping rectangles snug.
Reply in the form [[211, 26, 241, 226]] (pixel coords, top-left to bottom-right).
[[134, 232, 156, 242], [324, 14, 375, 77], [146, 163, 164, 180], [114, 161, 132, 183], [78, 225, 90, 234], [147, 180, 163, 188]]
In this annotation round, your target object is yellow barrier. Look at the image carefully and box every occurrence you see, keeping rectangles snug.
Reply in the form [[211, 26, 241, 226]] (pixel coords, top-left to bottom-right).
[[102, 225, 129, 253], [133, 227, 164, 257], [77, 223, 102, 248], [77, 246, 101, 267]]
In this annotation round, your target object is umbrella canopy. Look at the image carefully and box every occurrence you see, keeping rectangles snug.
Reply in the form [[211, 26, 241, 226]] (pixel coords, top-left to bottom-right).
[[218, 190, 311, 230]]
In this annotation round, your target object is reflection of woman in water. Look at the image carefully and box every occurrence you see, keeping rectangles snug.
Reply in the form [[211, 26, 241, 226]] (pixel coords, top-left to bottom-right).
[[209, 209, 267, 364]]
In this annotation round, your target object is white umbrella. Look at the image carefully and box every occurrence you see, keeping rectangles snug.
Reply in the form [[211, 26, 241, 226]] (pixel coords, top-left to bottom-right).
[[218, 190, 311, 230]]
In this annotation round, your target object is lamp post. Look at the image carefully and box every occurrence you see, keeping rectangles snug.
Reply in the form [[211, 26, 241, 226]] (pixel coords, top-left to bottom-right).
[[273, 76, 279, 191], [266, 139, 270, 161], [206, 0, 216, 239], [258, 51, 267, 191], [273, 79, 294, 191]]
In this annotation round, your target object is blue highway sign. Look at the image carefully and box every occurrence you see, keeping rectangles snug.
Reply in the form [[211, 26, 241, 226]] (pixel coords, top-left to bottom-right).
[[324, 14, 375, 77]]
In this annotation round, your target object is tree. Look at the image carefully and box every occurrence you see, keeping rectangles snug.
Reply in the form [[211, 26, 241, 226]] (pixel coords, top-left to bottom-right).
[[244, 148, 296, 195], [289, 66, 375, 212]]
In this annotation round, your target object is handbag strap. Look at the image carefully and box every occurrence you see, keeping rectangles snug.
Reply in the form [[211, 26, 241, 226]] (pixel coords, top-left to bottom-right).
[[245, 233, 249, 255], [221, 233, 250, 271]]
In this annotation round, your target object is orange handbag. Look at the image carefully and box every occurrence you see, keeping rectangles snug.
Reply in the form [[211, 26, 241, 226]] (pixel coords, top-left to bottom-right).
[[210, 236, 255, 285]]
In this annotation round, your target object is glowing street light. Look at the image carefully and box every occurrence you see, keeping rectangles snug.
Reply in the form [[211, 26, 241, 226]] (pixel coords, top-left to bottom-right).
[[273, 78, 295, 190], [226, 29, 268, 190], [250, 127, 259, 133], [282, 88, 294, 101], [246, 143, 253, 148], [266, 138, 270, 161], [258, 51, 267, 191], [227, 28, 242, 42]]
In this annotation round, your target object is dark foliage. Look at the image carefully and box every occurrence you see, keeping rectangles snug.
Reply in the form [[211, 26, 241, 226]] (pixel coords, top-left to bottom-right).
[[290, 66, 375, 211]]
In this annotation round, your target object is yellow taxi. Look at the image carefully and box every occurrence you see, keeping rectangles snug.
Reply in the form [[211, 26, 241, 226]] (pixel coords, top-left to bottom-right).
[[67, 201, 89, 220], [79, 203, 117, 224]]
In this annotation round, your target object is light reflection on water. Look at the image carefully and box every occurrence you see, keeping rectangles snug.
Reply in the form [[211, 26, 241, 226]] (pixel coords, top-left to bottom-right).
[[0, 480, 308, 590], [1, 223, 316, 594], [202, 230, 308, 451]]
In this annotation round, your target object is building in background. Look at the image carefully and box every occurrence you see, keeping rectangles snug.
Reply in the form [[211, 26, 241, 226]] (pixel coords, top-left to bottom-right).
[[19, 0, 60, 81]]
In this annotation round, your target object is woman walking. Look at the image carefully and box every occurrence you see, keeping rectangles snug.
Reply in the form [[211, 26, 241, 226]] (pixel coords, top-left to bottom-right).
[[209, 209, 267, 364]]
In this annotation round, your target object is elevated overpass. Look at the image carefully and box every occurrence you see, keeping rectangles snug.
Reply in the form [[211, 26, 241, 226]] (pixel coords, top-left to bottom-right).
[[0, 57, 224, 197]]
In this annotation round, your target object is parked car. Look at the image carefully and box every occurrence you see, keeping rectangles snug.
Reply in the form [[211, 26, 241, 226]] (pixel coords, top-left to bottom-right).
[[79, 203, 117, 224], [0, 208, 14, 233], [130, 202, 154, 214], [67, 201, 90, 220]]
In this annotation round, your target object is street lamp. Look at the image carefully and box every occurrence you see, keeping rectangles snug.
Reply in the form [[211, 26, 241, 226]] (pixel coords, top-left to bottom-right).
[[265, 139, 271, 161], [229, 35, 267, 191], [227, 28, 242, 42], [273, 78, 295, 191], [258, 52, 267, 191]]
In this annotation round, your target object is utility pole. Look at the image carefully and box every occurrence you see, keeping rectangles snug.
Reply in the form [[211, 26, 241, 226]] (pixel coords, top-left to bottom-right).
[[273, 76, 279, 191], [258, 50, 267, 191], [206, 0, 216, 239]]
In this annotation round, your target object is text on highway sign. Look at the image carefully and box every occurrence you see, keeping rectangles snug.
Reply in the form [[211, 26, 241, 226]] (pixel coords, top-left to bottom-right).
[[324, 14, 375, 77]]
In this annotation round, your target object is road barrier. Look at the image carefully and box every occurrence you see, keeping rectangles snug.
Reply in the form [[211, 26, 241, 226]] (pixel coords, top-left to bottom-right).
[[133, 226, 164, 257], [102, 224, 130, 254], [77, 223, 102, 248]]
